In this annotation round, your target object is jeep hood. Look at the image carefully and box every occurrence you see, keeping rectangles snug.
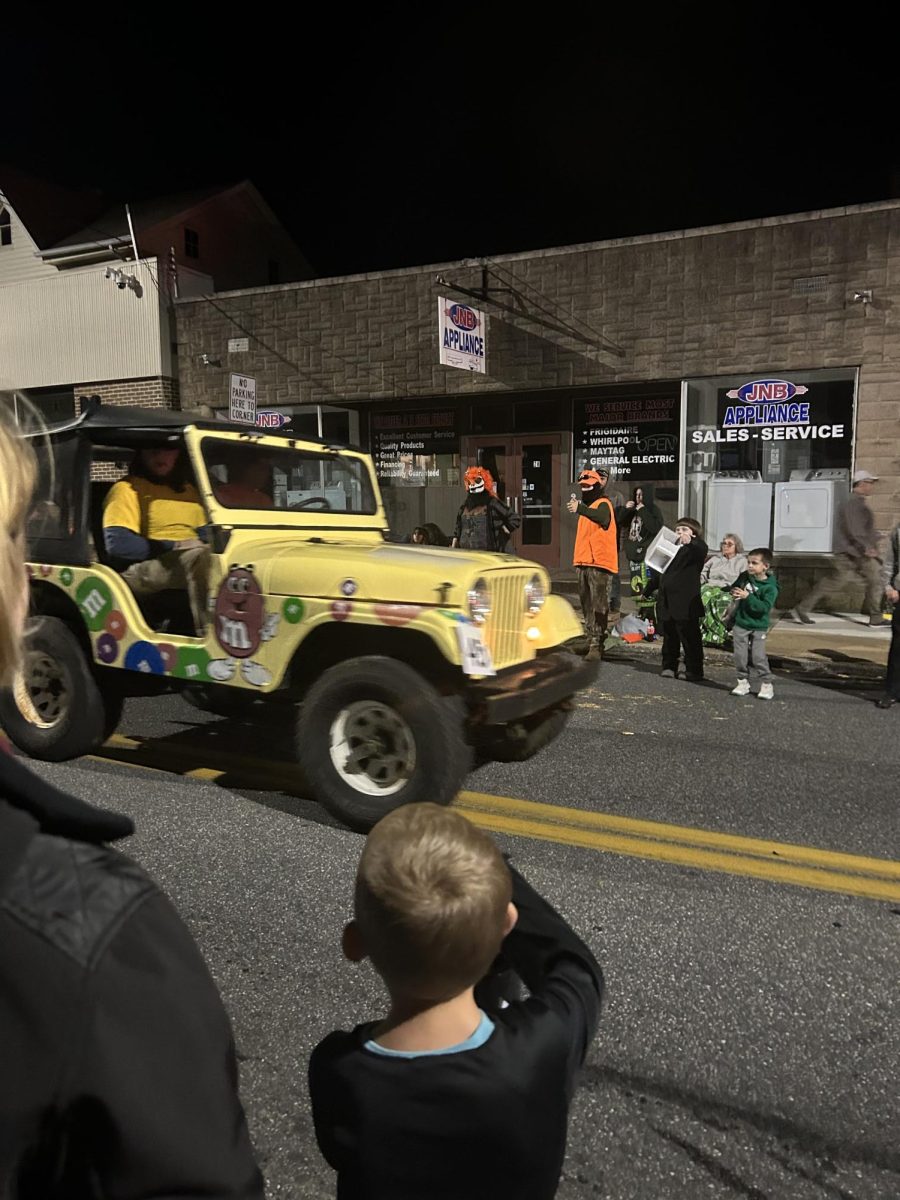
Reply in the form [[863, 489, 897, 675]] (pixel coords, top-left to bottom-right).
[[230, 537, 537, 606]]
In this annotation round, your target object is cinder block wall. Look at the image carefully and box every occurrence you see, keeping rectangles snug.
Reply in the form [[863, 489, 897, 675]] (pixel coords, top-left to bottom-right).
[[175, 203, 900, 540]]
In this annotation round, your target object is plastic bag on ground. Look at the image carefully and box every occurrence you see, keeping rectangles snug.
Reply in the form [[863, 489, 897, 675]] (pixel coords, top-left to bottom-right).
[[611, 613, 653, 643]]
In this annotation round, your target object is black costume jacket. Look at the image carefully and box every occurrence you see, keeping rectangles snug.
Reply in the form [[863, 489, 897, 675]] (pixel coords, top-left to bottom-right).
[[645, 537, 709, 621], [454, 493, 520, 551], [309, 867, 604, 1200]]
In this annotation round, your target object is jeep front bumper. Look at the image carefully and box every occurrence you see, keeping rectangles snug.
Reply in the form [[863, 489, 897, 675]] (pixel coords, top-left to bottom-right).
[[465, 650, 598, 724]]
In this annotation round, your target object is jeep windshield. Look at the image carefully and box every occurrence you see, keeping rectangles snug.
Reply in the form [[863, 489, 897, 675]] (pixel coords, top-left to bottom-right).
[[201, 438, 377, 515]]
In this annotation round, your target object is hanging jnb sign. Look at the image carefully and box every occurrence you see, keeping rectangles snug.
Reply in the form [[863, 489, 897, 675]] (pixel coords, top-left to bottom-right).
[[438, 297, 486, 374]]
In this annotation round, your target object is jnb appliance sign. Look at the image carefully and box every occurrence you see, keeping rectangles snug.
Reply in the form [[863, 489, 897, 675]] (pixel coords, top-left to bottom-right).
[[255, 409, 290, 429], [692, 378, 848, 444], [438, 297, 486, 374]]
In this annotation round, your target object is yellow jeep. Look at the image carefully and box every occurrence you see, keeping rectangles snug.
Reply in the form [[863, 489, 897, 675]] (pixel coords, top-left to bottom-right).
[[2, 404, 595, 828]]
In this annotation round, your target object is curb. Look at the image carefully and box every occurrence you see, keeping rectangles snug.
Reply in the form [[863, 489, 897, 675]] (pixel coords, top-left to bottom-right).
[[574, 634, 886, 686], [558, 591, 888, 685], [766, 654, 884, 684]]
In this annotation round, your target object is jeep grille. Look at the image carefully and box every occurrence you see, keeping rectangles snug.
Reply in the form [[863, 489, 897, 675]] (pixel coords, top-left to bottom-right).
[[483, 572, 531, 669]]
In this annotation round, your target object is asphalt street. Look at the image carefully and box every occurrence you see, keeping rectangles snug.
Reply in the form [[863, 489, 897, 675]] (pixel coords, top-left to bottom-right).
[[24, 644, 900, 1199]]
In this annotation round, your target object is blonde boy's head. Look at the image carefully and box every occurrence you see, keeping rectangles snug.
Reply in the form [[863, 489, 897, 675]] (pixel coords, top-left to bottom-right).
[[352, 803, 513, 1002]]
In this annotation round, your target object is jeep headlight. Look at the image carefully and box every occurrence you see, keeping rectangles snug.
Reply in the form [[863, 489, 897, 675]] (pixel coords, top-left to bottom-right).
[[466, 577, 492, 624], [524, 574, 546, 616]]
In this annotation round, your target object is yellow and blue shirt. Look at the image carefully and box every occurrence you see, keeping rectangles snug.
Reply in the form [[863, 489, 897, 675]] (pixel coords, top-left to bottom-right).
[[103, 476, 205, 562]]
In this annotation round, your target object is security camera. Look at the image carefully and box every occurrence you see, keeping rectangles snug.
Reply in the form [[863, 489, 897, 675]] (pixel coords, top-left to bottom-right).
[[116, 276, 127, 289]]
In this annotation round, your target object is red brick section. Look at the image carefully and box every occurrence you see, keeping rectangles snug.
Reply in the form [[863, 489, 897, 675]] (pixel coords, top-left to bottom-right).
[[74, 376, 180, 414], [75, 377, 180, 479]]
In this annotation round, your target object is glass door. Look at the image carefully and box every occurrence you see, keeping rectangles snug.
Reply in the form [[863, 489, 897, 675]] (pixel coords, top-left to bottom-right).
[[516, 435, 560, 567], [461, 434, 562, 568]]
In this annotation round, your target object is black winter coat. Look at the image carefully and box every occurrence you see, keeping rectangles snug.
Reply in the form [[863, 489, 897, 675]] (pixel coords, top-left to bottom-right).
[[0, 747, 263, 1199], [645, 537, 708, 622], [453, 494, 520, 552], [622, 485, 664, 563]]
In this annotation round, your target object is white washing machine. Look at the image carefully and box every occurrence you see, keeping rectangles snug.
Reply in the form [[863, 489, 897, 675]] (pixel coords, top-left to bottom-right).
[[774, 469, 849, 553], [705, 474, 773, 549]]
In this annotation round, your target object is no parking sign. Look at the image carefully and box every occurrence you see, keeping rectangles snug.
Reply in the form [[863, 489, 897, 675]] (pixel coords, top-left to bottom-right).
[[229, 374, 257, 424]]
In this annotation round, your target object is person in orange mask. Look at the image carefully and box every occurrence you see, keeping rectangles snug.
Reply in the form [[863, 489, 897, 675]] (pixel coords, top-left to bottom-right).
[[566, 466, 617, 662]]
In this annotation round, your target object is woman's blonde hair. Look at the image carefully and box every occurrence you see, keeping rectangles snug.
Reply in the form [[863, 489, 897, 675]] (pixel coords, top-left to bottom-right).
[[0, 409, 37, 686]]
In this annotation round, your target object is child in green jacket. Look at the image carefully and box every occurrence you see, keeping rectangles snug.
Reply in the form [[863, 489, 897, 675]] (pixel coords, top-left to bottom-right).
[[730, 548, 780, 700]]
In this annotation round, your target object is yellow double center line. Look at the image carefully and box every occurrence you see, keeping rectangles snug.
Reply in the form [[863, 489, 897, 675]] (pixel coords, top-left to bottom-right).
[[456, 791, 900, 903], [94, 734, 900, 903]]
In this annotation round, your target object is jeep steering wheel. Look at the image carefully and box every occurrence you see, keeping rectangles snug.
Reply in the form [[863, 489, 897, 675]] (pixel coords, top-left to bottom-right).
[[289, 496, 333, 511]]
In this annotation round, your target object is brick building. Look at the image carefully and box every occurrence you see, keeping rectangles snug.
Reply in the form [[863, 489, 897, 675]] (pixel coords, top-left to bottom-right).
[[175, 200, 900, 602]]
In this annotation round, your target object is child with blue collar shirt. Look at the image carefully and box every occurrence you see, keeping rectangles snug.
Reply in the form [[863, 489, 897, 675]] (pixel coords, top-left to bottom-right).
[[308, 803, 603, 1200]]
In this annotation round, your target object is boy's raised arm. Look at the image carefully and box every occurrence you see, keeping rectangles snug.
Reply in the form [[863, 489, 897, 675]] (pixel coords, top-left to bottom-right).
[[501, 866, 604, 1087]]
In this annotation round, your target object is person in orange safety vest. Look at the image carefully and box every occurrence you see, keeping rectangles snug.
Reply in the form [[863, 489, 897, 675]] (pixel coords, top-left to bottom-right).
[[566, 466, 618, 662]]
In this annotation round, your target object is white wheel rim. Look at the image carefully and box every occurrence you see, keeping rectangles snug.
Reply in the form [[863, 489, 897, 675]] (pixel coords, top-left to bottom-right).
[[328, 700, 416, 797], [14, 652, 69, 729]]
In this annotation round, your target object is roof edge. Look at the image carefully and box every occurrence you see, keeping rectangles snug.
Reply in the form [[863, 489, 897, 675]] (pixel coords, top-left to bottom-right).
[[176, 197, 900, 305]]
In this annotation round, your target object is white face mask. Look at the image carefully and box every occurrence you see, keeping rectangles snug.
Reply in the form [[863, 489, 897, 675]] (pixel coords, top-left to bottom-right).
[[468, 480, 486, 494]]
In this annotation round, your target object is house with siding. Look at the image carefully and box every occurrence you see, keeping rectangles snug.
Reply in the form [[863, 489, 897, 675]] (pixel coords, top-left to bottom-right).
[[0, 168, 312, 419]]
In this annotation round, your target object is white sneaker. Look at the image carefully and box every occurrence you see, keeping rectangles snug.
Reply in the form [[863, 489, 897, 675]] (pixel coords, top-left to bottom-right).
[[758, 683, 774, 700], [731, 679, 751, 696]]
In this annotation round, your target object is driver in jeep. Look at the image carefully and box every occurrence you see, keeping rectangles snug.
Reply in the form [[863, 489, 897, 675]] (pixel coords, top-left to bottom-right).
[[102, 445, 210, 634], [213, 448, 275, 509]]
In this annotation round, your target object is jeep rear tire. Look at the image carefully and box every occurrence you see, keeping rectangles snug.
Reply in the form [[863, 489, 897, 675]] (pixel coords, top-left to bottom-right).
[[296, 657, 470, 830], [0, 617, 123, 761]]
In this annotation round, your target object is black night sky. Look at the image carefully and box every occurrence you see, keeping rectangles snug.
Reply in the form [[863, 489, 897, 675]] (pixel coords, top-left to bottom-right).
[[7, 17, 896, 278]]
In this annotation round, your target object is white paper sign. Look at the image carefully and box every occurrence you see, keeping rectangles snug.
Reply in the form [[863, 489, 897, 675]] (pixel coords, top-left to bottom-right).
[[456, 623, 496, 676], [229, 374, 257, 424], [439, 296, 486, 374]]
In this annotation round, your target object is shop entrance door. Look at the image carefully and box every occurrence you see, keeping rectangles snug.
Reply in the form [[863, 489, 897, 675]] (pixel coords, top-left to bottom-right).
[[461, 435, 562, 568]]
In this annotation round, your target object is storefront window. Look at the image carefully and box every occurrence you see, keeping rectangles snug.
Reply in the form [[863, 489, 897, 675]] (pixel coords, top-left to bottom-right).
[[371, 408, 461, 542], [573, 386, 681, 526], [372, 409, 460, 487], [682, 367, 857, 552]]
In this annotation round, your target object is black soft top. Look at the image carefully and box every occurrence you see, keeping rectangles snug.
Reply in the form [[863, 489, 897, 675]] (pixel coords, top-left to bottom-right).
[[30, 401, 339, 448]]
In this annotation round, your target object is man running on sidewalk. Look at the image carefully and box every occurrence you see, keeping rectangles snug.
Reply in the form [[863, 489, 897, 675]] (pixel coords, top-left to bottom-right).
[[791, 469, 886, 627]]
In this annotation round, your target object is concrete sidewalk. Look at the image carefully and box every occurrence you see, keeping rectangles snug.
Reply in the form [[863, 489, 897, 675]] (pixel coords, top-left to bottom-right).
[[765, 611, 891, 674], [603, 613, 890, 682], [549, 572, 891, 679]]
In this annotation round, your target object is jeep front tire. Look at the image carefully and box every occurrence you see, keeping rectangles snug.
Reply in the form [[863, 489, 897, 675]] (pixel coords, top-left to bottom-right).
[[296, 656, 470, 830]]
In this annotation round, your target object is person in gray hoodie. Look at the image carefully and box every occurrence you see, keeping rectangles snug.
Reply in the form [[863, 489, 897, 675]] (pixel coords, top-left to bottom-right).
[[792, 470, 886, 626], [876, 520, 900, 709]]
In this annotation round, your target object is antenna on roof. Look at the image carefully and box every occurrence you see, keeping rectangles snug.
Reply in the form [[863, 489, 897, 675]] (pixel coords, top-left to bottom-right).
[[125, 203, 139, 263]]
